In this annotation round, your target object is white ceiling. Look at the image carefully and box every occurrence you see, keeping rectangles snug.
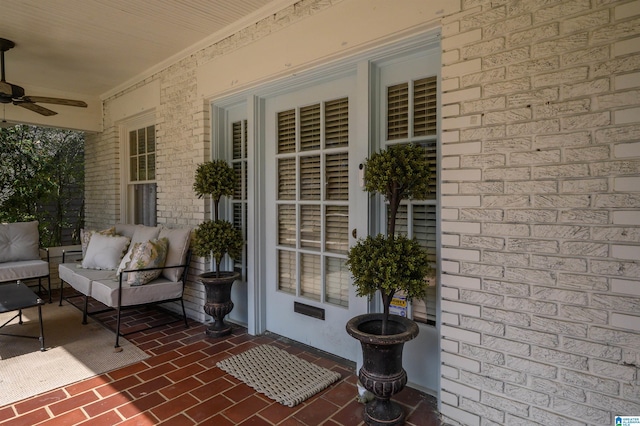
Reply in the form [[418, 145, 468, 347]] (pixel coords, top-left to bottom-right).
[[0, 0, 293, 101]]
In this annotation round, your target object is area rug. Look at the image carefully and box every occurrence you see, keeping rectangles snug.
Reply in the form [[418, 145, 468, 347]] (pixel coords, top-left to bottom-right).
[[0, 302, 149, 407], [216, 344, 341, 407]]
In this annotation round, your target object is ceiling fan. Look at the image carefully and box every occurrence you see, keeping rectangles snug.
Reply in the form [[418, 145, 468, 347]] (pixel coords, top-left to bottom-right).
[[0, 38, 87, 117]]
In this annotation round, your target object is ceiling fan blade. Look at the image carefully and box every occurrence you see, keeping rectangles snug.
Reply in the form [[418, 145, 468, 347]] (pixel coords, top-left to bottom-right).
[[24, 96, 87, 108], [16, 101, 57, 116]]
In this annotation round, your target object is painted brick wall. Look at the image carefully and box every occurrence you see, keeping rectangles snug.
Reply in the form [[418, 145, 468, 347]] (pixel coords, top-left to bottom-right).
[[85, 0, 339, 322], [84, 0, 639, 421], [439, 0, 640, 424]]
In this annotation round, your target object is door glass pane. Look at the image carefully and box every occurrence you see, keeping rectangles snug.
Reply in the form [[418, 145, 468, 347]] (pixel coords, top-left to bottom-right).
[[326, 257, 349, 307], [325, 98, 349, 148], [325, 152, 348, 200], [278, 204, 296, 247], [230, 119, 248, 274], [278, 109, 296, 154], [300, 253, 321, 301], [232, 121, 243, 160], [300, 104, 321, 151], [414, 76, 437, 137], [387, 83, 409, 140], [325, 205, 348, 254], [278, 158, 296, 200], [300, 205, 321, 250], [278, 250, 296, 294], [300, 155, 321, 200]]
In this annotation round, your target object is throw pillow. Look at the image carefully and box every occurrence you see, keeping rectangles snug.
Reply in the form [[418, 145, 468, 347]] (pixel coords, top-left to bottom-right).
[[80, 227, 116, 257], [117, 241, 141, 280], [82, 234, 131, 270], [127, 237, 169, 286]]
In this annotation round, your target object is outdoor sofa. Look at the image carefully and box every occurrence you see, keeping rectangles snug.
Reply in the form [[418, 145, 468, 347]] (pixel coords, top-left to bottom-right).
[[58, 224, 192, 349], [0, 221, 51, 301]]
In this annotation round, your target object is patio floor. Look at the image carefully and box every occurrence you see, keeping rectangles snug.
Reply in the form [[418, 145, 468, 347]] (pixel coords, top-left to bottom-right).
[[0, 293, 442, 425]]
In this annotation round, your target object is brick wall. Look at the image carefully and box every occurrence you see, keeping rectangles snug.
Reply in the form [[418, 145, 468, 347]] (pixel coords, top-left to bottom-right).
[[439, 0, 640, 424], [85, 0, 639, 422], [86, 0, 339, 323]]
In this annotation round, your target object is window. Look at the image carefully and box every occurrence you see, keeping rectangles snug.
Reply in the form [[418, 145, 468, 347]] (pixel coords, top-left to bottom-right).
[[127, 125, 157, 226], [231, 119, 248, 274], [276, 97, 350, 307], [385, 76, 438, 325]]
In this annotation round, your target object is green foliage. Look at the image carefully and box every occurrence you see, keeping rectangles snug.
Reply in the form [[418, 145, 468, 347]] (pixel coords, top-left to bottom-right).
[[0, 125, 84, 246], [347, 143, 433, 332], [193, 219, 244, 274], [193, 160, 236, 220], [363, 143, 431, 206], [192, 160, 244, 277], [346, 234, 429, 302]]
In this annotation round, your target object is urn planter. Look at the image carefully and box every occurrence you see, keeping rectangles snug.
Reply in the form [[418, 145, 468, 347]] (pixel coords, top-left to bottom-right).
[[200, 271, 240, 337], [346, 313, 419, 426]]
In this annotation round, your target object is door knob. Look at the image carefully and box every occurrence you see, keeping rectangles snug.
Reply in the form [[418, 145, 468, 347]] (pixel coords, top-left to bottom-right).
[[352, 228, 357, 238]]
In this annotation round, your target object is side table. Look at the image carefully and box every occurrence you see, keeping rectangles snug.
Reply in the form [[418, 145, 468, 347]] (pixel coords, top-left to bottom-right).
[[0, 281, 46, 351]]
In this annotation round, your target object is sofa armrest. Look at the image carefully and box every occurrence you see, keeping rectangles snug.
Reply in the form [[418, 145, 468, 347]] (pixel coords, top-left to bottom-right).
[[62, 249, 83, 263]]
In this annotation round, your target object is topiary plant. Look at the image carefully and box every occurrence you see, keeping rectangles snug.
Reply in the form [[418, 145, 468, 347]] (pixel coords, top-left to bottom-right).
[[192, 160, 244, 277], [193, 160, 237, 221], [346, 143, 432, 334]]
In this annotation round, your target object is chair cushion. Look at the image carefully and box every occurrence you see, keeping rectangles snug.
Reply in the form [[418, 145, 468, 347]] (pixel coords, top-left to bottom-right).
[[82, 234, 131, 270], [0, 221, 40, 263], [0, 259, 49, 282]]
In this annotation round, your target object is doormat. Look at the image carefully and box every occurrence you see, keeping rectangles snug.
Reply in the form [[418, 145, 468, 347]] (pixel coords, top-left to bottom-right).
[[0, 302, 149, 407], [216, 344, 341, 407]]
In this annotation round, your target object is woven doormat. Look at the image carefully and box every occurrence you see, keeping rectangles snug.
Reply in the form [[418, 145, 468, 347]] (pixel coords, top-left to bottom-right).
[[216, 345, 341, 407]]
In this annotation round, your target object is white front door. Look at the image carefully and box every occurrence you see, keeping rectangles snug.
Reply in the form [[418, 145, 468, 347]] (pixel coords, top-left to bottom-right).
[[263, 73, 367, 361]]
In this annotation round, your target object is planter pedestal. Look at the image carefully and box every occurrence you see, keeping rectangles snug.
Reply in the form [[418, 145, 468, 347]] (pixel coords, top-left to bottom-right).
[[346, 313, 419, 426], [200, 271, 240, 337]]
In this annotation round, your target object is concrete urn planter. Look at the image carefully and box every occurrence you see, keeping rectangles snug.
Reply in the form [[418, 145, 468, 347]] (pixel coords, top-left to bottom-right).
[[200, 271, 240, 338], [346, 313, 419, 426]]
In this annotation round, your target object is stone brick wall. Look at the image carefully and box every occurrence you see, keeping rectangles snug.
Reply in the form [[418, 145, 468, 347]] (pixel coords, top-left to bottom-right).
[[439, 0, 640, 424]]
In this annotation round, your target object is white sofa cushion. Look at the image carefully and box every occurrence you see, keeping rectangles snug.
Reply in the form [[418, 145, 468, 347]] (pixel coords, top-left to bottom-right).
[[91, 276, 183, 308], [158, 226, 191, 282], [0, 221, 40, 263], [82, 234, 131, 270], [114, 224, 160, 245], [59, 263, 116, 296]]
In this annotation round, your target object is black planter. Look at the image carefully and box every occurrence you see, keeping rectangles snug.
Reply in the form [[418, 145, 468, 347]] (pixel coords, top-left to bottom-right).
[[200, 271, 240, 338], [346, 313, 419, 426]]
